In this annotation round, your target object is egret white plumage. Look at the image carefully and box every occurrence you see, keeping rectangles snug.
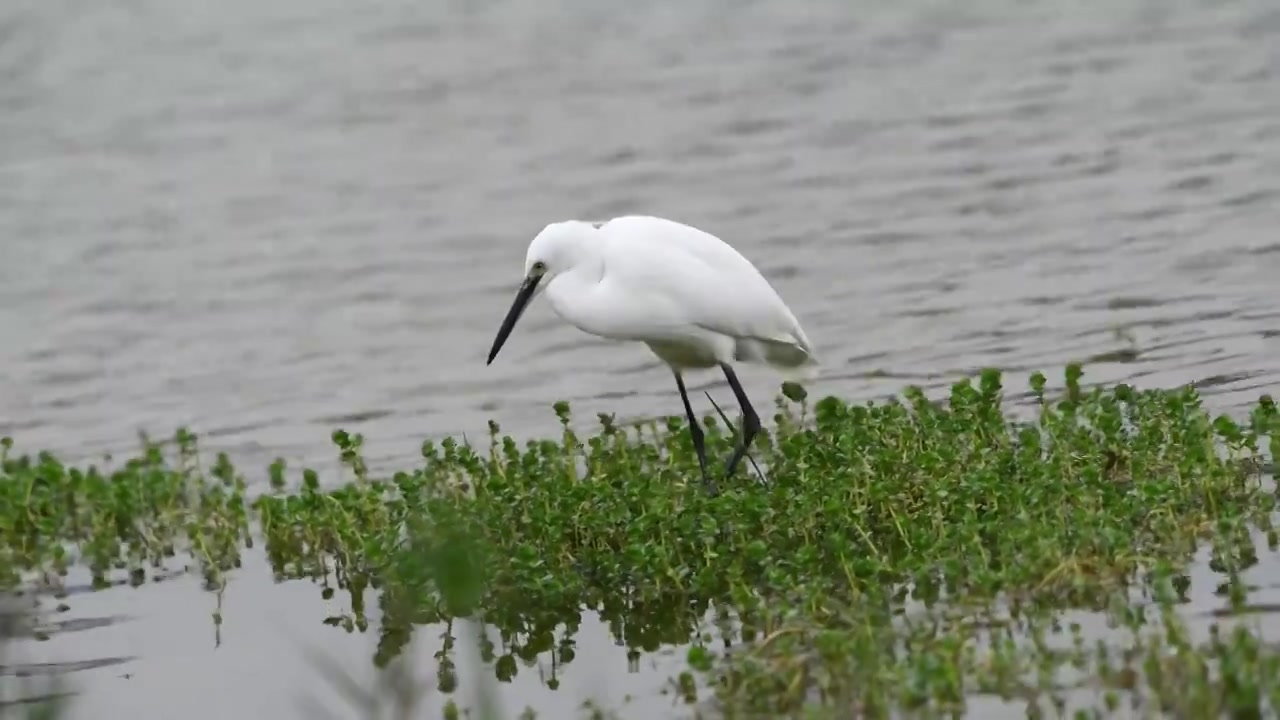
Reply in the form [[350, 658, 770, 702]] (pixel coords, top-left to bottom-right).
[[486, 215, 816, 494]]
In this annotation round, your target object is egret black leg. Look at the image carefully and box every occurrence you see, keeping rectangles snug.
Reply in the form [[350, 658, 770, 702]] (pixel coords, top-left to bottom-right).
[[719, 363, 760, 480], [674, 371, 714, 495]]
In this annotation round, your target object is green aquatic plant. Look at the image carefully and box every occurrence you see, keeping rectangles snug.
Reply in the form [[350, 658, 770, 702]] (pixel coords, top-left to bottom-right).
[[0, 365, 1277, 718], [0, 429, 252, 598]]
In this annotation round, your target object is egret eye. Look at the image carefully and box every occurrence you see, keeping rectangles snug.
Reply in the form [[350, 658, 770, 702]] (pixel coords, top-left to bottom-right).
[[532, 261, 546, 274]]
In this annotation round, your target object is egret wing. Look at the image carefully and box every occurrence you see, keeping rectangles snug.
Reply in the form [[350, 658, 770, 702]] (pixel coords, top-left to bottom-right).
[[598, 216, 814, 362], [600, 216, 764, 286]]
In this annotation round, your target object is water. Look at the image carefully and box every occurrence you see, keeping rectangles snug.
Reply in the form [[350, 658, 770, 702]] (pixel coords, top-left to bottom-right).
[[1, 0, 1278, 716]]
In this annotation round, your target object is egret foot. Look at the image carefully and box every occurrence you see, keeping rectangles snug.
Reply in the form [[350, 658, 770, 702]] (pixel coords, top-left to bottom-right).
[[718, 363, 760, 480]]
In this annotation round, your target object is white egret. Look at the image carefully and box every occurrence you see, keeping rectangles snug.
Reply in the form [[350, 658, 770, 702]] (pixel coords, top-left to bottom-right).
[[486, 215, 816, 494]]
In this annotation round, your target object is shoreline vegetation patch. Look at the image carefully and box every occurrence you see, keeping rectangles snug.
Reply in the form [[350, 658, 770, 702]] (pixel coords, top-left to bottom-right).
[[1, 365, 1278, 718]]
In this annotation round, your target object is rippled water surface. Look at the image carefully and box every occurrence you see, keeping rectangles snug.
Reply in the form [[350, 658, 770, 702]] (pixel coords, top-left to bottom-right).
[[1, 0, 1279, 716]]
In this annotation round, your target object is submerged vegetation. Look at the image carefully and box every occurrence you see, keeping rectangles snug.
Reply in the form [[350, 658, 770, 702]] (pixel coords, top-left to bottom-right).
[[1, 364, 1278, 718]]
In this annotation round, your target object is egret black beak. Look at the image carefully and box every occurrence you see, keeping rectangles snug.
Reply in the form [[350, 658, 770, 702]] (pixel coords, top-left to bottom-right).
[[487, 274, 541, 365]]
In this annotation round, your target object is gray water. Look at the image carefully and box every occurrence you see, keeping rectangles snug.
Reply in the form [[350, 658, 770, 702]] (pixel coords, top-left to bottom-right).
[[1, 0, 1279, 717]]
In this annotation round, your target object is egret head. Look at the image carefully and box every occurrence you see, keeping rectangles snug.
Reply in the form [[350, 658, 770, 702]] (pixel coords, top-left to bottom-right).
[[486, 220, 599, 365]]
